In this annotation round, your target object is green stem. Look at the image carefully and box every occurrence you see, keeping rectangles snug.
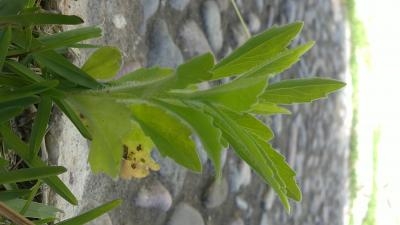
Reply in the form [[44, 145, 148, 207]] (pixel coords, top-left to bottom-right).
[[230, 0, 251, 38]]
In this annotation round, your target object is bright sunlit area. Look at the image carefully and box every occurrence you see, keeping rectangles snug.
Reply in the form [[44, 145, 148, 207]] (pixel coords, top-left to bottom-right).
[[346, 0, 400, 225]]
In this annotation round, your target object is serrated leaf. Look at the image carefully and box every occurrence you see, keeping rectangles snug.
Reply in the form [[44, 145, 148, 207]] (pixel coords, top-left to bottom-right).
[[261, 77, 346, 104], [155, 99, 224, 176], [172, 53, 214, 88], [0, 26, 11, 69], [243, 41, 314, 78], [54, 200, 121, 225], [3, 199, 60, 219], [250, 101, 291, 115], [0, 13, 83, 25], [222, 109, 274, 142], [131, 103, 201, 172], [33, 51, 101, 89], [184, 76, 267, 112], [0, 166, 66, 184], [211, 22, 303, 78], [202, 103, 291, 211], [37, 26, 102, 51], [82, 46, 122, 80], [0, 123, 77, 205], [67, 95, 132, 177], [29, 96, 52, 158]]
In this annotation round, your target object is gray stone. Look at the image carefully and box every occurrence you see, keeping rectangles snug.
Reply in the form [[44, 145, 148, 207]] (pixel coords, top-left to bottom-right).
[[178, 20, 212, 58], [231, 24, 249, 47], [229, 218, 245, 225], [147, 20, 184, 68], [259, 213, 269, 225], [135, 180, 172, 211], [169, 0, 191, 11], [142, 0, 159, 21], [247, 12, 261, 33], [216, 0, 229, 11], [201, 1, 223, 53], [254, 0, 264, 14], [168, 203, 205, 225], [228, 159, 252, 192], [203, 177, 229, 208], [235, 196, 248, 210]]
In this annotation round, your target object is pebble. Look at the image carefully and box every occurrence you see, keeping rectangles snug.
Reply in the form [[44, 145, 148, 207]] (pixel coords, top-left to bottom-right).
[[247, 12, 261, 33], [142, 0, 159, 21], [259, 213, 268, 225], [229, 159, 252, 192], [147, 20, 184, 68], [112, 14, 127, 29], [169, 0, 191, 11], [216, 0, 229, 11], [167, 203, 205, 225], [229, 218, 245, 225], [201, 1, 223, 53], [135, 180, 172, 211], [178, 20, 212, 58], [203, 177, 229, 208], [254, 0, 264, 14], [235, 196, 248, 211], [231, 24, 249, 46]]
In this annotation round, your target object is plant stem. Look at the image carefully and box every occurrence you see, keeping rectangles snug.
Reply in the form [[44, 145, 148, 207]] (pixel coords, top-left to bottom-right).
[[230, 0, 251, 39]]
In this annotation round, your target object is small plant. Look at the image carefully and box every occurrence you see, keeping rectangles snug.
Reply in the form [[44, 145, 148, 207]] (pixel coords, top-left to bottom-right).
[[0, 0, 345, 223]]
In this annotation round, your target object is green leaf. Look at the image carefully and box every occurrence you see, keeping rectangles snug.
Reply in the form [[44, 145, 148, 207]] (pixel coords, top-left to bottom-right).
[[0, 166, 66, 184], [81, 46, 122, 80], [67, 95, 132, 176], [0, 156, 8, 167], [0, 13, 83, 25], [0, 123, 78, 205], [172, 53, 214, 88], [0, 0, 28, 16], [184, 76, 267, 112], [0, 26, 11, 69], [0, 107, 23, 124], [250, 102, 291, 115], [29, 96, 52, 158], [0, 80, 58, 103], [0, 190, 31, 201], [211, 22, 303, 78], [222, 109, 274, 142], [33, 51, 101, 89], [261, 77, 346, 104], [0, 96, 39, 109], [54, 200, 122, 225], [53, 98, 92, 140], [243, 41, 314, 78], [37, 26, 102, 51], [131, 103, 201, 172], [202, 103, 291, 211], [3, 199, 60, 219], [5, 60, 44, 83], [156, 99, 224, 176]]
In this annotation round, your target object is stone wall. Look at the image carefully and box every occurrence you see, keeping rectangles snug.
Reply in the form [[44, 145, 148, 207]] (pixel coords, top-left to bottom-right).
[[46, 0, 351, 224]]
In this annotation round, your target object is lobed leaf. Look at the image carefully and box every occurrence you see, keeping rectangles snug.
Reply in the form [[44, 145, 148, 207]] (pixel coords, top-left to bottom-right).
[[115, 67, 174, 83], [172, 53, 214, 88], [182, 76, 268, 112], [67, 94, 132, 177], [156, 99, 224, 176], [261, 77, 346, 104], [211, 22, 304, 78], [131, 103, 201, 172], [82, 46, 122, 80]]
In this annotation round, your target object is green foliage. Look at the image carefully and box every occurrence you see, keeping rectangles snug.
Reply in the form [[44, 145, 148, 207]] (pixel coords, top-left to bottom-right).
[[0, 0, 345, 223]]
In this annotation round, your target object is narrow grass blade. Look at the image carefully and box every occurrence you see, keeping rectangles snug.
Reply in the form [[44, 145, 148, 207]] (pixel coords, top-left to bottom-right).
[[0, 25, 11, 69], [0, 13, 83, 25], [0, 166, 66, 184]]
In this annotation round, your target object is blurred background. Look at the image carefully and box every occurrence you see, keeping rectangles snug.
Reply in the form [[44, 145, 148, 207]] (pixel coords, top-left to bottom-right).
[[46, 0, 398, 224]]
